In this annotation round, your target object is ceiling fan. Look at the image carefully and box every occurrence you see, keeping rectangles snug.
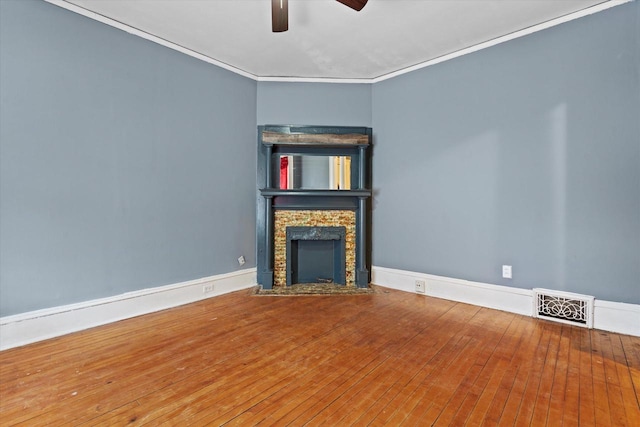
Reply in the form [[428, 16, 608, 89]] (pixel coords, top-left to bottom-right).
[[272, 0, 368, 32]]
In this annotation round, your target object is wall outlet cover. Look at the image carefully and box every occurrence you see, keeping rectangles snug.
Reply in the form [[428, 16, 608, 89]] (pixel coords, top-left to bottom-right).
[[502, 265, 512, 279]]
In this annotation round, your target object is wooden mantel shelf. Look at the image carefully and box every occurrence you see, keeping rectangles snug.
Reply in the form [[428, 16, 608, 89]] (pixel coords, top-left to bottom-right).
[[260, 188, 371, 197], [262, 131, 369, 146]]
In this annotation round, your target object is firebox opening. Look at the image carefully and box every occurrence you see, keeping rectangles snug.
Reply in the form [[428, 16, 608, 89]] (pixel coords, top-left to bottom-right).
[[286, 226, 346, 286]]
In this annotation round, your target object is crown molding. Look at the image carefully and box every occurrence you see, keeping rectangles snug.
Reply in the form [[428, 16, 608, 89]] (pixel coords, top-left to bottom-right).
[[46, 0, 632, 84], [44, 0, 260, 80], [371, 0, 632, 83], [256, 76, 372, 84]]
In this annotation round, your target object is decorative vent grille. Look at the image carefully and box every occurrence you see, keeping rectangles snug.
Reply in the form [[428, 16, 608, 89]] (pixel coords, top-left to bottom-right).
[[533, 288, 594, 328]]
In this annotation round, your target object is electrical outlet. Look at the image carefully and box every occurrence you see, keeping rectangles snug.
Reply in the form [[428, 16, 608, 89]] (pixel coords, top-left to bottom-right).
[[415, 280, 426, 293], [237, 255, 246, 266], [203, 284, 214, 293], [502, 265, 512, 279]]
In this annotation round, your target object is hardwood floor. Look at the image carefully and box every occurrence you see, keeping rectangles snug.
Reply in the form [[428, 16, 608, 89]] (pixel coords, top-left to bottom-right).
[[1, 287, 639, 426]]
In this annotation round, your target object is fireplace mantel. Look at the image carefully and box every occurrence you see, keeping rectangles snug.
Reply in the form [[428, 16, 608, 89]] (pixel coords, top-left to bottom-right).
[[261, 131, 369, 146], [256, 125, 372, 289], [260, 189, 371, 197]]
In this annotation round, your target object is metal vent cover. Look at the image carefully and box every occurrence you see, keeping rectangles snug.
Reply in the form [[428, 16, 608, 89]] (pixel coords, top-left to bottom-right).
[[533, 288, 594, 328]]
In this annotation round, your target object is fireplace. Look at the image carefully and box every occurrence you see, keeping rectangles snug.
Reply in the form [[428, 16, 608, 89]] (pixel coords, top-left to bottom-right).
[[257, 125, 372, 289], [273, 210, 356, 287], [286, 226, 346, 286]]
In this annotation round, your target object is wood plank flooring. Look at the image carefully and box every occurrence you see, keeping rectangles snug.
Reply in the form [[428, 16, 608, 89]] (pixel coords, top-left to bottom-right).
[[1, 287, 639, 426]]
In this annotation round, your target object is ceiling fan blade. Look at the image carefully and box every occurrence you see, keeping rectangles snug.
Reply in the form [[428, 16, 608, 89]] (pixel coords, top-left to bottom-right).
[[336, 0, 368, 11], [272, 0, 288, 32]]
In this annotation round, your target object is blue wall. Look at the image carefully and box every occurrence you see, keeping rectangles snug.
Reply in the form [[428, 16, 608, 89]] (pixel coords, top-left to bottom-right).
[[1, 0, 638, 318], [257, 82, 372, 126], [372, 2, 640, 304], [0, 0, 257, 316]]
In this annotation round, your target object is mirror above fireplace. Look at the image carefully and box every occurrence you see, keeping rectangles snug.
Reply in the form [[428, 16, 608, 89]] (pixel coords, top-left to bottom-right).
[[277, 155, 352, 190]]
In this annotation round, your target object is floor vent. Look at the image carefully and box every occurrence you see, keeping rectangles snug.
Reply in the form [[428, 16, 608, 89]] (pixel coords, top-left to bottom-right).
[[532, 288, 594, 328]]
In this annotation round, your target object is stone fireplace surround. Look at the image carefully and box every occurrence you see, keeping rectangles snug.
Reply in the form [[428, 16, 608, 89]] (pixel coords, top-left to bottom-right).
[[256, 125, 372, 290], [274, 210, 356, 287]]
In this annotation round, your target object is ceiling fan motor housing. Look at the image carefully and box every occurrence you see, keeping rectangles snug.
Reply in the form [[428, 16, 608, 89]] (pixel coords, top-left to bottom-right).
[[272, 0, 368, 32]]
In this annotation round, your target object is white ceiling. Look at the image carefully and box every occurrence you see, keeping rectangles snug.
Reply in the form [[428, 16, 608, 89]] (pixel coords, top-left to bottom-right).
[[59, 0, 617, 81]]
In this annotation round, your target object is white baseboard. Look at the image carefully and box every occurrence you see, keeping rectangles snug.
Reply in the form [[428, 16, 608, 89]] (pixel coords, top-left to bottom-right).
[[3, 266, 636, 350], [0, 268, 257, 351], [371, 266, 533, 316], [593, 300, 640, 337], [371, 266, 639, 337]]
